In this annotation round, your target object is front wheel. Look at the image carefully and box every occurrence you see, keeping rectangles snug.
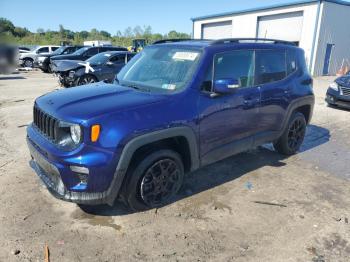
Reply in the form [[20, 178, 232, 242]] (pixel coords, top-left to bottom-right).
[[23, 58, 33, 68], [123, 150, 184, 211], [274, 112, 306, 155], [78, 75, 97, 86]]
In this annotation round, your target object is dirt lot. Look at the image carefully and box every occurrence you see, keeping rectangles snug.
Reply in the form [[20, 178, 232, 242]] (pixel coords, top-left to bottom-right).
[[0, 71, 349, 262]]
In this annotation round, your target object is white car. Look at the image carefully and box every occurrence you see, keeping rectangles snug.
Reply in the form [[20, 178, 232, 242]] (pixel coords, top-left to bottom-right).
[[19, 45, 60, 68]]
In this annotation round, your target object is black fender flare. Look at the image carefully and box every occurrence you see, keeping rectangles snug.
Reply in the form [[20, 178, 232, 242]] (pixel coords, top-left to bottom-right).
[[105, 126, 199, 205], [279, 95, 315, 136]]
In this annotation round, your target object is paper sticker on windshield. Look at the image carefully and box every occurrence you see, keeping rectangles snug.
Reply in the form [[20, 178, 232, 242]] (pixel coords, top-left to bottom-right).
[[173, 52, 198, 61], [104, 54, 111, 57], [162, 84, 176, 90]]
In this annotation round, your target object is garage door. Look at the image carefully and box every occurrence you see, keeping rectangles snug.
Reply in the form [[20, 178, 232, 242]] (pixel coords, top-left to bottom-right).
[[201, 21, 232, 40], [257, 12, 304, 44]]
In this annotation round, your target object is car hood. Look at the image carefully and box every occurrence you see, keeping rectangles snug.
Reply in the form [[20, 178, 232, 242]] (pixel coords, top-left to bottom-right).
[[51, 60, 85, 72], [335, 75, 350, 87], [35, 83, 166, 122]]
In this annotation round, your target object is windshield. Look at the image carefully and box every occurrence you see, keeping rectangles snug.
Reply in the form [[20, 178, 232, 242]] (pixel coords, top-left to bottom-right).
[[51, 46, 66, 55], [72, 47, 89, 55], [117, 46, 202, 92], [86, 52, 111, 65]]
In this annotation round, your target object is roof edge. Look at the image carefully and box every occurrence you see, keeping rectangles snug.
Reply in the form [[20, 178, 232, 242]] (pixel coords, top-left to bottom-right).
[[191, 0, 350, 22]]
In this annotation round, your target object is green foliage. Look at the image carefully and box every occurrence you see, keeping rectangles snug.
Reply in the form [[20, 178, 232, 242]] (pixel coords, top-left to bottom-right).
[[0, 17, 191, 47]]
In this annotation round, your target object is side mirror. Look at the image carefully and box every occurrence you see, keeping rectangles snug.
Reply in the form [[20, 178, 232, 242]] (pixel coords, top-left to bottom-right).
[[213, 78, 240, 94]]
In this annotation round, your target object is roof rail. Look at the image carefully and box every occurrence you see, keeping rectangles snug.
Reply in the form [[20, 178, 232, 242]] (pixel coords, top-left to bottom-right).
[[152, 39, 193, 45], [211, 38, 296, 46]]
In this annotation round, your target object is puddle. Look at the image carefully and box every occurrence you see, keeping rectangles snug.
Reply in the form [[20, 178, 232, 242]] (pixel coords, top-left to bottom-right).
[[71, 209, 121, 231]]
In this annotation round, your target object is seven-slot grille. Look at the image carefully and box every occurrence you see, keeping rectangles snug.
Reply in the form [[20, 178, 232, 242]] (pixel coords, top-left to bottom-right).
[[340, 85, 350, 96], [33, 106, 58, 141]]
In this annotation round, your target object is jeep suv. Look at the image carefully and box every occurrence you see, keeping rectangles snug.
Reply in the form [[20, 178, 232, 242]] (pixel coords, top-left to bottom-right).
[[26, 38, 314, 211]]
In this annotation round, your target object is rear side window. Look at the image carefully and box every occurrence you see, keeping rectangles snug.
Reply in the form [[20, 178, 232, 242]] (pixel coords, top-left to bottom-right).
[[51, 47, 59, 51], [287, 49, 297, 75], [37, 47, 49, 54], [85, 48, 98, 56], [255, 50, 286, 85], [214, 50, 255, 88], [110, 54, 125, 64]]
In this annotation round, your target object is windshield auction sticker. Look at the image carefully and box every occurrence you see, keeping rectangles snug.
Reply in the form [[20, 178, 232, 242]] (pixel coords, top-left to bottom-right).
[[172, 52, 198, 61]]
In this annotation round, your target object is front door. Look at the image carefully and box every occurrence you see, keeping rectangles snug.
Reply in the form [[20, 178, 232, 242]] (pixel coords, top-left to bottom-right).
[[198, 49, 261, 165]]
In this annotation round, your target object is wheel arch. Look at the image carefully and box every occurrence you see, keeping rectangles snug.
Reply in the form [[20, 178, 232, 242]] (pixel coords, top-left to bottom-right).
[[105, 126, 199, 205]]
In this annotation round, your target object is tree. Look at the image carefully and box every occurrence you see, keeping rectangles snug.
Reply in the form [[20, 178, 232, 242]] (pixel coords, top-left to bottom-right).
[[37, 28, 45, 34], [0, 18, 15, 34], [100, 30, 111, 38], [79, 31, 89, 39]]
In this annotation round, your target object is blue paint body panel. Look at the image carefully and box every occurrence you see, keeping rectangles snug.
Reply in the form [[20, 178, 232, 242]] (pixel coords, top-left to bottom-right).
[[27, 40, 314, 205]]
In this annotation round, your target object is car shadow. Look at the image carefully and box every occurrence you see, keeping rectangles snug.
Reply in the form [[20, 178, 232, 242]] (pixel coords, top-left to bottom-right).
[[0, 76, 26, 80], [327, 104, 350, 112], [79, 124, 330, 216]]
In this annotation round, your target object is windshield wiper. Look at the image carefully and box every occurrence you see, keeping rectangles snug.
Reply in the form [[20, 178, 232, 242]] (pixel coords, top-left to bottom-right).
[[121, 83, 150, 92]]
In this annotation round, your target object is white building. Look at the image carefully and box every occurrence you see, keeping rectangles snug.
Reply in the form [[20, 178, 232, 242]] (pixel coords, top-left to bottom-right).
[[192, 0, 350, 76], [83, 40, 112, 47]]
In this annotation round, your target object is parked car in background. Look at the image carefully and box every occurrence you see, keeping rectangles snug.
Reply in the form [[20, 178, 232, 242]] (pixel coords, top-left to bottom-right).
[[0, 44, 18, 74], [36, 45, 84, 73], [19, 45, 60, 68], [326, 73, 350, 109], [52, 51, 135, 87], [27, 38, 314, 211], [50, 46, 128, 64]]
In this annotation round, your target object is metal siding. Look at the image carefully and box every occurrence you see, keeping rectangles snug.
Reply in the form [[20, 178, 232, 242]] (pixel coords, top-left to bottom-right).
[[201, 21, 232, 39], [313, 1, 350, 76], [257, 12, 304, 42]]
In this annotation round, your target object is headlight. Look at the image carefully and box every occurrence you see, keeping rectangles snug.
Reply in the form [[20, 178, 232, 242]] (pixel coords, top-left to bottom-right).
[[57, 121, 82, 149], [329, 82, 339, 91], [70, 124, 82, 144]]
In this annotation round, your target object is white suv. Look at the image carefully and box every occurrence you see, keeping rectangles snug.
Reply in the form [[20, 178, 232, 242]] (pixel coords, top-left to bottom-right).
[[19, 45, 60, 68]]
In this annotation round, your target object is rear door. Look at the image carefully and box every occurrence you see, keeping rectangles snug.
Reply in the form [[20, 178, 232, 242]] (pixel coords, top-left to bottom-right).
[[255, 49, 294, 133]]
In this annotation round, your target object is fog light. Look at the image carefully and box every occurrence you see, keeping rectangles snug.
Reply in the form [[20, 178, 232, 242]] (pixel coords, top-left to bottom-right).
[[70, 165, 89, 174], [77, 173, 88, 184]]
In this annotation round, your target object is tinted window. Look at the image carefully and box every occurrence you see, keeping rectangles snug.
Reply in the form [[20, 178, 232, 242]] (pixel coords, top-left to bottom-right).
[[287, 49, 297, 75], [110, 54, 125, 64], [214, 50, 255, 88], [37, 47, 49, 54], [51, 47, 59, 51], [255, 50, 286, 85], [85, 47, 98, 56], [127, 53, 136, 62]]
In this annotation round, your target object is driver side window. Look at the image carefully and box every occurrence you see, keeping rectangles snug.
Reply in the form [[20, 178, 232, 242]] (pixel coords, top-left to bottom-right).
[[214, 50, 255, 88]]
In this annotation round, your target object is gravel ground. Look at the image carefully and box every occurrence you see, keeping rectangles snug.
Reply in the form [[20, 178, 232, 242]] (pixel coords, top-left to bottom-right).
[[0, 71, 349, 262]]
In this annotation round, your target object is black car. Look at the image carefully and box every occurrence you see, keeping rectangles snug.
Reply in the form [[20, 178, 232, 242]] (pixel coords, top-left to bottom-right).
[[36, 46, 84, 73], [50, 46, 127, 65], [326, 73, 350, 109], [52, 51, 135, 87]]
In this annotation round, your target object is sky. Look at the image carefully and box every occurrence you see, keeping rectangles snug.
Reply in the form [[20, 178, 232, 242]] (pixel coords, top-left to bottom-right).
[[0, 0, 332, 35]]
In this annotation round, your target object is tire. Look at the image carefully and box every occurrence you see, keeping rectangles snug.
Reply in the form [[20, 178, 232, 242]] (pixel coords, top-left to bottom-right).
[[123, 149, 184, 211], [23, 58, 33, 68], [78, 75, 97, 86], [273, 112, 307, 155]]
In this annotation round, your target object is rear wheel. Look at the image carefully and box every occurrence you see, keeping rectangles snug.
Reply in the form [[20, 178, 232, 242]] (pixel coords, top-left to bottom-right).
[[123, 150, 184, 211], [78, 75, 97, 85], [274, 112, 306, 155]]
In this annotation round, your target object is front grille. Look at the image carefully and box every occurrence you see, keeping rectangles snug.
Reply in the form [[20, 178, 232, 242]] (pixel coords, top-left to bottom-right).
[[340, 86, 350, 96], [33, 106, 58, 141]]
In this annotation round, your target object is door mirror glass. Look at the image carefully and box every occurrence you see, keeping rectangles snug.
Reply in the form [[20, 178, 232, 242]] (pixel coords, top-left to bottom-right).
[[213, 78, 240, 94]]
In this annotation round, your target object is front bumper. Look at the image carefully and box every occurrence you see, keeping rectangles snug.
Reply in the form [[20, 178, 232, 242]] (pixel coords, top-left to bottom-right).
[[326, 89, 350, 109], [27, 125, 121, 205]]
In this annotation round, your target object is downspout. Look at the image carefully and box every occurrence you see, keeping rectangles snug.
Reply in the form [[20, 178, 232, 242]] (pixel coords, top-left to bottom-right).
[[309, 0, 322, 74], [192, 20, 195, 39]]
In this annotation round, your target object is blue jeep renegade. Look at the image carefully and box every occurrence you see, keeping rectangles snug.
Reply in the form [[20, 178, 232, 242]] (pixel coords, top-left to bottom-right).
[[27, 38, 315, 210]]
